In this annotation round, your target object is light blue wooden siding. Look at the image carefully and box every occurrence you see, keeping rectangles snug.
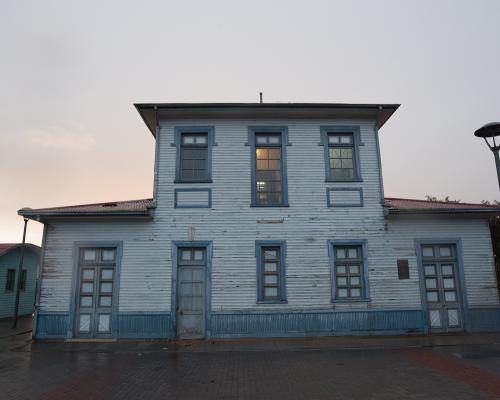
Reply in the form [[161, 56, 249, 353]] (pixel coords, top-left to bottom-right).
[[36, 115, 500, 338], [0, 248, 39, 318]]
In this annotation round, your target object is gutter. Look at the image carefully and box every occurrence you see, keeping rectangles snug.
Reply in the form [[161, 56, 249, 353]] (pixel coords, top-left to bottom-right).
[[18, 211, 153, 221]]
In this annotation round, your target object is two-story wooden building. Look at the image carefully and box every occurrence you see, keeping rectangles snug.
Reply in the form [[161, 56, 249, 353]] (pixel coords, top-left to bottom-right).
[[19, 103, 500, 340]]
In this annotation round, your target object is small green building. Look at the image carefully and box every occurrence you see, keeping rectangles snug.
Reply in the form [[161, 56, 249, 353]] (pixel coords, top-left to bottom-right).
[[0, 244, 40, 319]]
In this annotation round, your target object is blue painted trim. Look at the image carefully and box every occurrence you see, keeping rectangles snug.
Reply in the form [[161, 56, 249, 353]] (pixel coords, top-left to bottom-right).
[[70, 241, 123, 339], [210, 309, 424, 338], [171, 241, 213, 339], [326, 187, 364, 207], [35, 312, 70, 339], [116, 312, 173, 339], [173, 126, 215, 183], [32, 223, 48, 339], [174, 188, 212, 208], [248, 126, 289, 207], [328, 239, 370, 302], [152, 107, 160, 209], [414, 239, 469, 334], [255, 240, 287, 303], [320, 126, 362, 182]]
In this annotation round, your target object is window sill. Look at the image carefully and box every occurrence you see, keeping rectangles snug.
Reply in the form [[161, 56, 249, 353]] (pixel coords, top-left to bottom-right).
[[174, 180, 213, 184], [257, 300, 288, 304], [251, 204, 290, 208], [325, 178, 363, 183], [331, 298, 371, 304]]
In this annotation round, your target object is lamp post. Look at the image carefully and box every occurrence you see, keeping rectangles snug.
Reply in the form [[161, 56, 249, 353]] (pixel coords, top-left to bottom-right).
[[12, 217, 28, 329], [474, 122, 500, 190]]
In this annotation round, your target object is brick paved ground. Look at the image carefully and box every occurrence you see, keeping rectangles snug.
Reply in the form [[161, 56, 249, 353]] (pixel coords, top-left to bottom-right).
[[1, 335, 500, 399]]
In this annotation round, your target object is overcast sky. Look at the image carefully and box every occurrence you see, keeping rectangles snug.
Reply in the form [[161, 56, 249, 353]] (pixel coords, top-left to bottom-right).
[[1, 0, 500, 245]]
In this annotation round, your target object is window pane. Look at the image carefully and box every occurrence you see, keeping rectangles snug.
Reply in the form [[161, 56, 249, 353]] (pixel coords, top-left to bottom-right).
[[100, 282, 113, 293], [448, 309, 459, 327], [424, 265, 436, 276], [439, 246, 452, 257], [99, 295, 112, 307], [350, 276, 360, 286], [340, 135, 352, 144], [338, 288, 348, 298], [422, 247, 434, 257], [348, 248, 358, 259], [98, 314, 110, 332], [349, 265, 360, 275], [337, 277, 347, 286], [340, 148, 352, 158], [425, 278, 437, 289], [81, 283, 94, 293], [83, 269, 95, 280], [264, 275, 278, 285], [328, 135, 340, 144], [79, 314, 91, 332], [256, 136, 268, 144], [264, 287, 278, 297], [196, 135, 207, 145], [183, 135, 195, 144], [182, 250, 191, 260], [351, 288, 361, 297], [336, 265, 347, 274], [443, 278, 455, 289], [429, 310, 442, 328], [336, 248, 346, 259], [445, 291, 457, 302], [83, 249, 96, 261], [264, 262, 277, 272], [442, 265, 454, 275], [264, 250, 277, 260], [80, 296, 93, 307], [194, 250, 204, 261], [102, 249, 115, 261], [427, 291, 439, 302], [268, 136, 280, 144], [101, 269, 113, 280]]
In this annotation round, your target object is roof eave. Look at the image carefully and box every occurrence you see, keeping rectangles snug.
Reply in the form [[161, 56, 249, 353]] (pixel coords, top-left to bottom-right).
[[18, 210, 153, 221], [387, 208, 500, 216]]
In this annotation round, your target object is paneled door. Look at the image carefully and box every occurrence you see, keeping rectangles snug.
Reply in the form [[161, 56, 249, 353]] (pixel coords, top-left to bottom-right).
[[421, 244, 463, 332], [177, 247, 206, 339], [75, 247, 117, 338]]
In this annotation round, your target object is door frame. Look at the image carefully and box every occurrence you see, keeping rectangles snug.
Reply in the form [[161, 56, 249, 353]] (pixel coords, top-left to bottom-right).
[[415, 239, 469, 334], [171, 241, 213, 339], [69, 241, 123, 339]]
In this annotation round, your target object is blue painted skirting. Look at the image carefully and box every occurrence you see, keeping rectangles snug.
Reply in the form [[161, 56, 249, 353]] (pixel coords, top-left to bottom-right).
[[210, 310, 426, 338], [36, 313, 69, 339], [468, 307, 500, 332], [117, 313, 173, 339]]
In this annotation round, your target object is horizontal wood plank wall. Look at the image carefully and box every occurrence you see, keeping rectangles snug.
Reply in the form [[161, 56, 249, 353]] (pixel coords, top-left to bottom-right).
[[36, 116, 499, 338]]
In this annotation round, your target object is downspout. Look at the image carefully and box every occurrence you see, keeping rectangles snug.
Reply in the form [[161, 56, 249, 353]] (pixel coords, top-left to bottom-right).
[[32, 222, 48, 339], [374, 107, 387, 214], [152, 105, 160, 210]]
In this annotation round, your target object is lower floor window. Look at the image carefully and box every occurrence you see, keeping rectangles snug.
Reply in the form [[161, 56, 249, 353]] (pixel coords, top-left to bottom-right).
[[331, 242, 367, 301], [256, 241, 286, 302]]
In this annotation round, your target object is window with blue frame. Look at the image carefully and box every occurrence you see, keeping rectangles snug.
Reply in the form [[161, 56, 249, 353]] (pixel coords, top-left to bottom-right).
[[174, 127, 215, 183], [320, 126, 361, 182], [256, 241, 286, 302], [329, 240, 369, 301], [249, 127, 289, 207]]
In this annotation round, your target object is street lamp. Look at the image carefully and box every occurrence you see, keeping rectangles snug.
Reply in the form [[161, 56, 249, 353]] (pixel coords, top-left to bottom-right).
[[474, 122, 500, 190]]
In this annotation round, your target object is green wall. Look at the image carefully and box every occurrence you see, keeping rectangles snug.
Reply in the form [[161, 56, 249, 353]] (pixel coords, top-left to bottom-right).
[[0, 248, 39, 318]]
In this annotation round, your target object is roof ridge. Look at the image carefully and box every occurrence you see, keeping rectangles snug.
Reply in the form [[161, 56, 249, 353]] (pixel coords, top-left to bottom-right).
[[20, 198, 153, 212], [384, 197, 493, 207]]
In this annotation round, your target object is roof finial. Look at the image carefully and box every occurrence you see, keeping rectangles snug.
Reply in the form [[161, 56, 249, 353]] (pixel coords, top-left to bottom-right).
[[259, 92, 263, 104]]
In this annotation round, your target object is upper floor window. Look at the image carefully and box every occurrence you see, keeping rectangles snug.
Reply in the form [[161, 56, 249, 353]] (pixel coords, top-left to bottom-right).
[[248, 127, 289, 207], [320, 126, 362, 182], [328, 240, 369, 302], [174, 127, 215, 183]]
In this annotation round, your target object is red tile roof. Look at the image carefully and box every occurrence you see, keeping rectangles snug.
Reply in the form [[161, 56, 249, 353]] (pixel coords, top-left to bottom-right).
[[385, 197, 500, 213], [18, 197, 499, 220], [19, 198, 153, 219], [0, 243, 41, 256]]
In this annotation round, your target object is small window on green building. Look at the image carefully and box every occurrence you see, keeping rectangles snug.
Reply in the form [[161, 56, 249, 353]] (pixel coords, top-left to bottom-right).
[[5, 269, 15, 292]]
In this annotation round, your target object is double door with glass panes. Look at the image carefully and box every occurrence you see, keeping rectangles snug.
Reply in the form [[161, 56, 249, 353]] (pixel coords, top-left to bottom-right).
[[421, 244, 463, 332], [75, 247, 116, 338]]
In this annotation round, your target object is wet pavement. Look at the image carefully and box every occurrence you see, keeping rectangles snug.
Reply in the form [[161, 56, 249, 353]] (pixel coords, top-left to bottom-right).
[[2, 333, 500, 399]]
